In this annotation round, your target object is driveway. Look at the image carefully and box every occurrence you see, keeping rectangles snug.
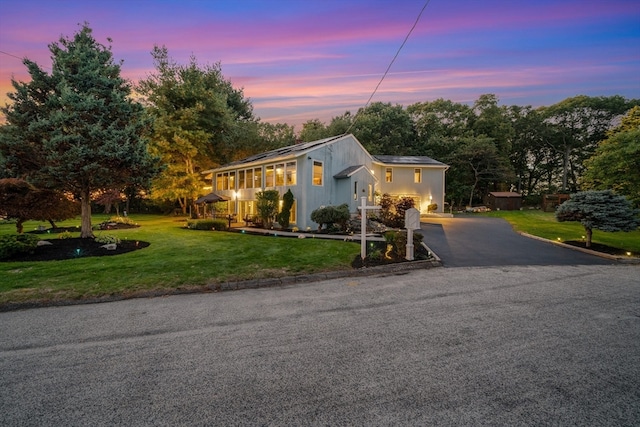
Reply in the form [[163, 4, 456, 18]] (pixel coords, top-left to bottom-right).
[[420, 216, 614, 267]]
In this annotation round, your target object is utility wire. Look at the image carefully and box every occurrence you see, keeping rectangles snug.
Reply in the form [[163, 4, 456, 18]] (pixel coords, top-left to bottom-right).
[[345, 0, 431, 134]]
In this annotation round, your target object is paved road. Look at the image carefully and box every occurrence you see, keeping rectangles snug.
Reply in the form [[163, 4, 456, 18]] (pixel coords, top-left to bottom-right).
[[2, 264, 639, 426], [420, 216, 615, 267]]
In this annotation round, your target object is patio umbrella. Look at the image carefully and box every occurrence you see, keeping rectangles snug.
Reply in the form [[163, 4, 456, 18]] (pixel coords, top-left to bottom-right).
[[195, 192, 230, 204]]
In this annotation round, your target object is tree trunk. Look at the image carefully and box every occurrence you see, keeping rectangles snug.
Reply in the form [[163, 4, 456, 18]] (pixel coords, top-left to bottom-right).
[[16, 219, 24, 234], [562, 146, 570, 192], [585, 227, 592, 248], [48, 220, 56, 229], [80, 189, 94, 238]]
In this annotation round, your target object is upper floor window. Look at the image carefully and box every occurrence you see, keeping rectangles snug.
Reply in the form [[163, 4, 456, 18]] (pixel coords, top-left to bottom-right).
[[238, 170, 245, 189], [265, 165, 274, 187], [313, 160, 323, 186], [285, 161, 297, 186], [385, 167, 393, 183], [254, 166, 263, 188], [414, 168, 422, 183], [275, 163, 285, 186]]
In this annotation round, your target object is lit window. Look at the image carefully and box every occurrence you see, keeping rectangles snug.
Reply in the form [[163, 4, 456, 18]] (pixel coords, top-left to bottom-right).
[[223, 172, 229, 190], [385, 168, 393, 183], [266, 165, 274, 187], [285, 161, 297, 186], [354, 181, 358, 200], [229, 171, 236, 190], [313, 161, 323, 186], [246, 169, 253, 189], [368, 184, 373, 202], [238, 170, 245, 189], [414, 168, 422, 183], [254, 167, 262, 188], [216, 173, 223, 191], [275, 163, 284, 186]]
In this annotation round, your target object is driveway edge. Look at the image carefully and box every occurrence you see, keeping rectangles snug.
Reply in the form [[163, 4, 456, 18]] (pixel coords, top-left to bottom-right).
[[519, 232, 640, 264]]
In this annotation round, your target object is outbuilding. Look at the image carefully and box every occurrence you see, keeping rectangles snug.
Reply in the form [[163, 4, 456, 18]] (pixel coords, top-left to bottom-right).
[[485, 192, 522, 211]]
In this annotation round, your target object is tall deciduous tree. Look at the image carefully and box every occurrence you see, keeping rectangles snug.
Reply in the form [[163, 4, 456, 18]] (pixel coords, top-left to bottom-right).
[[582, 106, 640, 206], [0, 24, 158, 237], [348, 102, 416, 155], [556, 190, 639, 247], [138, 46, 256, 213]]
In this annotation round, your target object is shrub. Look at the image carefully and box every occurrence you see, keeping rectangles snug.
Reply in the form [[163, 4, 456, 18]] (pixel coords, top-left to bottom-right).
[[108, 216, 137, 225], [256, 190, 280, 228], [187, 219, 228, 231], [310, 203, 350, 231], [94, 235, 121, 245], [277, 189, 295, 229], [58, 231, 73, 239], [427, 203, 438, 213], [383, 230, 424, 258], [377, 194, 416, 228], [0, 234, 41, 260]]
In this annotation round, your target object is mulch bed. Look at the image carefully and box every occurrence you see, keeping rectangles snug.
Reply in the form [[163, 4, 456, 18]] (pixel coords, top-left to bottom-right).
[[3, 238, 150, 262], [563, 240, 630, 256]]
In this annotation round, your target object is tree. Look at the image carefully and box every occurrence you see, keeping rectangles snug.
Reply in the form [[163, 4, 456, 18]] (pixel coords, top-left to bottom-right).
[[0, 24, 158, 237], [582, 106, 640, 206], [277, 189, 295, 229], [348, 102, 416, 155], [138, 46, 256, 213], [0, 178, 79, 233], [298, 119, 330, 142], [540, 95, 633, 192], [256, 190, 280, 228], [556, 190, 639, 248]]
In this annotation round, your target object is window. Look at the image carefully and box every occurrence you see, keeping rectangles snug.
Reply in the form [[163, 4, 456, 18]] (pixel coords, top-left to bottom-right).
[[354, 181, 358, 200], [414, 168, 422, 183], [246, 169, 253, 189], [385, 168, 393, 183], [313, 160, 323, 186], [254, 167, 262, 188], [229, 171, 236, 190], [265, 165, 274, 187], [285, 161, 297, 186], [368, 184, 373, 202], [238, 170, 245, 189], [216, 173, 223, 191], [275, 163, 285, 186], [222, 172, 229, 190]]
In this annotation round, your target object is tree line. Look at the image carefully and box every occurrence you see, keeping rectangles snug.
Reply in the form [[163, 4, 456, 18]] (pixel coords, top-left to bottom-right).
[[1, 24, 638, 238]]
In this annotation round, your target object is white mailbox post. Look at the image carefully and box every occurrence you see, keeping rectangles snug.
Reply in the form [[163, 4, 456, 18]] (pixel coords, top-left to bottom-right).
[[404, 207, 421, 260], [357, 196, 381, 261]]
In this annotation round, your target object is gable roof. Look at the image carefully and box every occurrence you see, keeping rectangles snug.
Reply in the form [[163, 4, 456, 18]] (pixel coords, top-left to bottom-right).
[[205, 135, 344, 173], [372, 155, 446, 167]]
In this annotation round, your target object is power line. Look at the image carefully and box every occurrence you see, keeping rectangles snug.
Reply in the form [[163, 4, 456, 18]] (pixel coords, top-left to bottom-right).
[[346, 0, 431, 134], [0, 50, 25, 61]]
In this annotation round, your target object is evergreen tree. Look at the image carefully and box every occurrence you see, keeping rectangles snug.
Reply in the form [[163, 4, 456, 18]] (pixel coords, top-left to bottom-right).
[[556, 190, 639, 247], [0, 24, 158, 237]]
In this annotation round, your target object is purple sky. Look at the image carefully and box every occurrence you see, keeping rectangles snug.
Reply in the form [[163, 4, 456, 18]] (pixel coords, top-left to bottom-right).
[[1, 0, 639, 128]]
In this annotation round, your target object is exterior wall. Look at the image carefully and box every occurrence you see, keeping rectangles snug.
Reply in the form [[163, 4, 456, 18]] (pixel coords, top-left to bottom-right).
[[375, 164, 447, 213], [208, 135, 448, 229]]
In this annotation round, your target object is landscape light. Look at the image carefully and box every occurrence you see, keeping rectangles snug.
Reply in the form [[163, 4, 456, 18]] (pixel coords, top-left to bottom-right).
[[626, 252, 632, 256]]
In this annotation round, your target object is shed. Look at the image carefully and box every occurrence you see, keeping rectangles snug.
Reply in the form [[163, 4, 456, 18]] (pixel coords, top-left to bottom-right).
[[486, 192, 522, 211]]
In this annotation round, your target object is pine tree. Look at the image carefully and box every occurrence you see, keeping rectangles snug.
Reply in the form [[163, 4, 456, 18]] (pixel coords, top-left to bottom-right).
[[556, 190, 639, 247], [0, 24, 158, 237]]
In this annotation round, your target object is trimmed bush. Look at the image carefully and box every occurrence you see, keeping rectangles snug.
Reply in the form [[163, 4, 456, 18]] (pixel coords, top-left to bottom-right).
[[108, 216, 137, 225], [95, 235, 121, 245], [187, 219, 228, 231], [310, 203, 350, 231], [0, 234, 41, 260]]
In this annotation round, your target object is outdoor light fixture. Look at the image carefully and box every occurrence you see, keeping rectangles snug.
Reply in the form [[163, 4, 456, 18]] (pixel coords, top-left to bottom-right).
[[627, 252, 632, 256]]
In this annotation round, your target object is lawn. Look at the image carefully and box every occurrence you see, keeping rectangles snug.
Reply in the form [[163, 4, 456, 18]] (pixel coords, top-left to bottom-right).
[[0, 215, 360, 306], [478, 209, 640, 254]]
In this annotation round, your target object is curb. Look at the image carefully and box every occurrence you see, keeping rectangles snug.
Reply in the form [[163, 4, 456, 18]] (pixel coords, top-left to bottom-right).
[[0, 257, 443, 312], [519, 232, 640, 264]]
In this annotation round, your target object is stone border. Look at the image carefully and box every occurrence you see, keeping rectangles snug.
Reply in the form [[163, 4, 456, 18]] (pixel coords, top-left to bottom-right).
[[519, 232, 640, 264]]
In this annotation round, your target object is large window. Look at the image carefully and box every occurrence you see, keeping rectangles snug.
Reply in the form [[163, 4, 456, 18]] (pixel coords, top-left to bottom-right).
[[265, 165, 274, 187], [254, 166, 262, 188], [228, 171, 236, 190], [285, 161, 297, 186], [385, 168, 393, 183], [216, 173, 223, 191], [275, 163, 285, 186], [238, 170, 245, 189], [313, 160, 323, 186], [414, 168, 422, 183]]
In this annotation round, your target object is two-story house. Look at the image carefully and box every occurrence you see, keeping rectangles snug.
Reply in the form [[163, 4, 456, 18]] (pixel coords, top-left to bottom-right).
[[203, 134, 448, 230]]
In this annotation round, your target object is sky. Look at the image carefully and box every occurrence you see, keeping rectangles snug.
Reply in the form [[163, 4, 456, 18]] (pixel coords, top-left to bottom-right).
[[0, 0, 639, 129]]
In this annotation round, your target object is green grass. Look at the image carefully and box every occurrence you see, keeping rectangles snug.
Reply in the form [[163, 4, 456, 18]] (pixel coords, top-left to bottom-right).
[[0, 215, 359, 305], [478, 210, 640, 254]]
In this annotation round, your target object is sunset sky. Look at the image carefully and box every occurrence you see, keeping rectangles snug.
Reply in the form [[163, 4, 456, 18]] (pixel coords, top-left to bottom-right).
[[1, 0, 639, 128]]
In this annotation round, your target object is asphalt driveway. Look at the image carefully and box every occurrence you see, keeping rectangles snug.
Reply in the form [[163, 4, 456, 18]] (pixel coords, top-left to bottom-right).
[[420, 216, 614, 267]]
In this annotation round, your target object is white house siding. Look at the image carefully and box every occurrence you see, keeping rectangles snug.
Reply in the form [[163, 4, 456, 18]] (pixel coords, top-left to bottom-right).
[[204, 134, 448, 230]]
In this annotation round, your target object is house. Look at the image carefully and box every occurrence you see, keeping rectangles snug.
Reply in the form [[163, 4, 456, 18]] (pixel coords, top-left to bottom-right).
[[485, 192, 522, 211], [203, 134, 449, 230]]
